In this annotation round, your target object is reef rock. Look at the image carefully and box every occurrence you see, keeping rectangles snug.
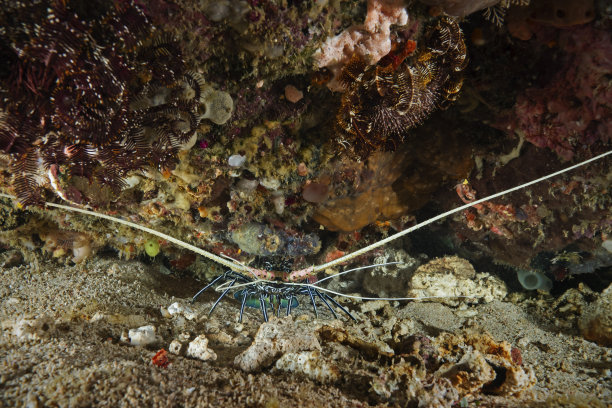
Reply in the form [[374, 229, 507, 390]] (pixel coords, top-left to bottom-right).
[[234, 317, 321, 372], [127, 325, 161, 347], [435, 331, 536, 397], [186, 334, 218, 361], [275, 350, 340, 383], [579, 282, 612, 346], [362, 249, 424, 297], [407, 256, 507, 306]]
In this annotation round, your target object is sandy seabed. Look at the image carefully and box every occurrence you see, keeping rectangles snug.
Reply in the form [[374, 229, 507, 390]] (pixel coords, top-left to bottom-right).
[[0, 256, 610, 408]]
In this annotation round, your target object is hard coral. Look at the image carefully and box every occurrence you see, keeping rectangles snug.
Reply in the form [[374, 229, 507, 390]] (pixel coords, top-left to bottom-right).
[[0, 1, 197, 206], [335, 16, 467, 158]]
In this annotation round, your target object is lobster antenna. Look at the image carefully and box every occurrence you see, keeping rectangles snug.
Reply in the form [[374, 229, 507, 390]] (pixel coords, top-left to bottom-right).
[[213, 278, 478, 302], [0, 149, 609, 276], [211, 262, 403, 292], [312, 150, 612, 273], [0, 193, 248, 274]]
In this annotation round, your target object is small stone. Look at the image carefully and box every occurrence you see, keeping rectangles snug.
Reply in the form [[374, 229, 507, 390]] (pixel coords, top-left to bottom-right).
[[169, 340, 184, 355], [186, 334, 217, 361], [128, 325, 159, 347], [160, 307, 171, 318], [228, 154, 246, 167], [12, 315, 55, 341], [297, 162, 308, 176], [167, 302, 197, 320], [284, 84, 304, 103]]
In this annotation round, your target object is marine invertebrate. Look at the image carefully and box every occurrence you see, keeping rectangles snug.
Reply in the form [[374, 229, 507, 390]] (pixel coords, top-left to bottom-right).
[[0, 1, 198, 206], [516, 269, 552, 291], [1, 150, 607, 321], [419, 0, 530, 25], [335, 16, 467, 158], [191, 270, 356, 322], [200, 84, 233, 125], [482, 0, 530, 26]]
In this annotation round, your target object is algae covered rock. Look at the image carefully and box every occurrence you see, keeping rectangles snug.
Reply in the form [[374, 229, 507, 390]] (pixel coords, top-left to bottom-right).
[[579, 282, 612, 346], [234, 316, 320, 372], [407, 256, 508, 306]]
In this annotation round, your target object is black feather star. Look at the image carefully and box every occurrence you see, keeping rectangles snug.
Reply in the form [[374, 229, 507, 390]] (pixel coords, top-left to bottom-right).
[[336, 16, 467, 159], [0, 0, 201, 206]]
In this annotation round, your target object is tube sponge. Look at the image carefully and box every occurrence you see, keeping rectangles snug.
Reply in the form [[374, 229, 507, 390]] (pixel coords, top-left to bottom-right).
[[517, 269, 552, 291]]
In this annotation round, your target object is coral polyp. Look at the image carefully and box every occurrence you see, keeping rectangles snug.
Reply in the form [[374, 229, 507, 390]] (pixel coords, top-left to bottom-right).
[[336, 16, 467, 158]]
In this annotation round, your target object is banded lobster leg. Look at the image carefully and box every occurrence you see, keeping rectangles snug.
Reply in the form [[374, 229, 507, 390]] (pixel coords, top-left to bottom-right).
[[192, 270, 356, 321]]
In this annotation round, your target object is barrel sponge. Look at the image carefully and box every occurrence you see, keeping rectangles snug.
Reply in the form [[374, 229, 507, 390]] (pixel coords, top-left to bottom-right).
[[517, 269, 552, 291], [201, 85, 233, 125]]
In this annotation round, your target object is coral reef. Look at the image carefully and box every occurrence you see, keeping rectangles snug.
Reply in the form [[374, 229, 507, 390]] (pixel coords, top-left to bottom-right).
[[0, 3, 610, 405]]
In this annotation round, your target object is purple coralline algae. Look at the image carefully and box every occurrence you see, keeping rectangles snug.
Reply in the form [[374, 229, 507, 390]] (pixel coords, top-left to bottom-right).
[[507, 25, 612, 160]]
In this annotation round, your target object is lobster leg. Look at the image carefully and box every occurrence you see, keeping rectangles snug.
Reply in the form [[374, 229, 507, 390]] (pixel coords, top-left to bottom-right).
[[305, 285, 319, 318], [259, 294, 269, 322], [315, 290, 339, 319], [320, 291, 357, 321], [239, 290, 249, 323], [208, 278, 236, 315]]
